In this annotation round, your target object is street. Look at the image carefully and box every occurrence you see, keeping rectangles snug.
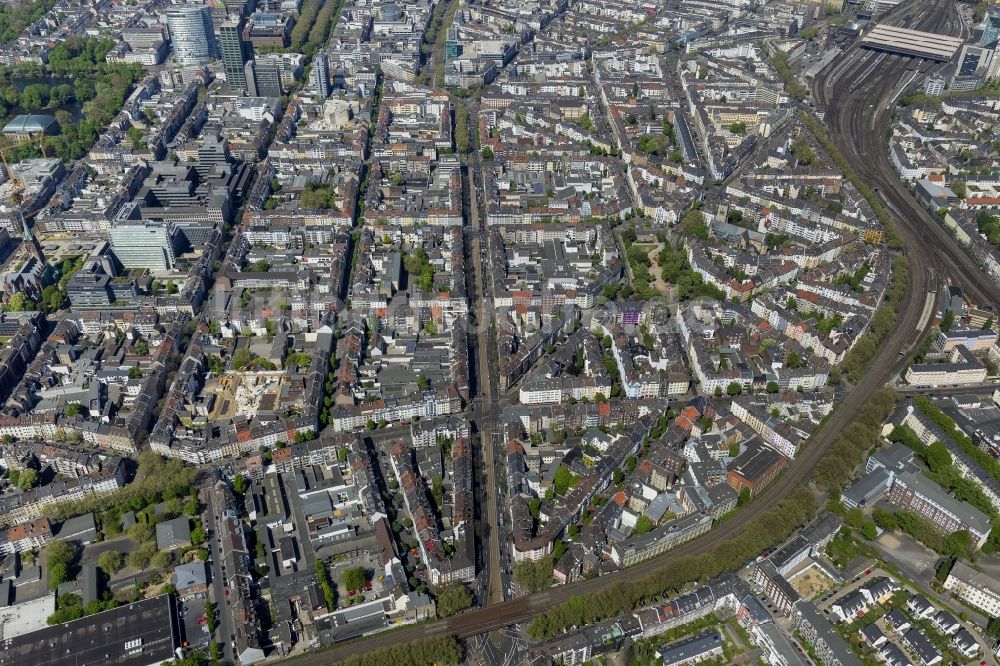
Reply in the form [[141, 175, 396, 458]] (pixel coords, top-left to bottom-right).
[[203, 482, 236, 664]]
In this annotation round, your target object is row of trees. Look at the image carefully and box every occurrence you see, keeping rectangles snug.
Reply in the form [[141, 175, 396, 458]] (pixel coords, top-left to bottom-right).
[[337, 635, 460, 666], [912, 397, 1000, 552], [290, 0, 342, 56], [769, 50, 808, 101], [890, 425, 997, 524], [836, 256, 908, 384], [46, 451, 198, 522], [976, 212, 999, 247], [454, 102, 472, 154], [418, 0, 460, 85], [47, 594, 118, 625], [526, 486, 816, 639], [788, 112, 910, 385], [435, 582, 472, 617], [914, 396, 1000, 488], [513, 558, 554, 594], [0, 82, 74, 112], [315, 560, 337, 611], [800, 111, 903, 251], [811, 388, 898, 494], [45, 540, 76, 590], [305, 0, 342, 57], [873, 509, 975, 559]]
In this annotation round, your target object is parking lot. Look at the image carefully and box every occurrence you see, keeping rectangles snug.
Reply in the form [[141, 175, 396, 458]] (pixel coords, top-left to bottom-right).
[[179, 594, 211, 649]]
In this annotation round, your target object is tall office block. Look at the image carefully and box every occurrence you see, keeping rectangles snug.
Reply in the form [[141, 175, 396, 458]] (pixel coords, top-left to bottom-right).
[[445, 27, 459, 60], [220, 18, 253, 93], [981, 12, 1000, 46], [109, 220, 178, 270], [311, 51, 331, 97], [254, 55, 284, 98], [166, 6, 219, 67]]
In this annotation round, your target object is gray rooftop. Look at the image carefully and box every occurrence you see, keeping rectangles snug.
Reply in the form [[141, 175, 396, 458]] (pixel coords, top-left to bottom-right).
[[657, 630, 723, 665], [155, 517, 192, 550], [896, 471, 992, 536]]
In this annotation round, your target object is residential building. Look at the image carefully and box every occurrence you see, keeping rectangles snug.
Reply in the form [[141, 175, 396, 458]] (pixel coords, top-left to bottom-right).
[[792, 599, 863, 666], [942, 560, 1000, 617], [657, 630, 724, 666], [887, 471, 992, 547]]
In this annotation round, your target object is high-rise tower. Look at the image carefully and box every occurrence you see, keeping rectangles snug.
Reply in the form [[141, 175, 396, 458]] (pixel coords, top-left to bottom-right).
[[220, 18, 254, 93], [165, 6, 219, 67]]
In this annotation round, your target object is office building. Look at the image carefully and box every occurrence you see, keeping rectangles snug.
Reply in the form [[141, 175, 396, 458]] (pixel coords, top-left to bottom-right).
[[220, 18, 254, 93], [166, 6, 219, 67], [982, 12, 1000, 46], [445, 27, 459, 59], [924, 77, 945, 96], [254, 55, 284, 97], [311, 51, 331, 98], [108, 220, 179, 270], [951, 43, 999, 92], [244, 12, 292, 48]]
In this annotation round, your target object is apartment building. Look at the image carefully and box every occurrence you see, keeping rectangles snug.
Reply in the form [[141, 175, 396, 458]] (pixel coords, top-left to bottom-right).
[[887, 471, 992, 547], [942, 560, 1000, 617], [904, 345, 987, 387]]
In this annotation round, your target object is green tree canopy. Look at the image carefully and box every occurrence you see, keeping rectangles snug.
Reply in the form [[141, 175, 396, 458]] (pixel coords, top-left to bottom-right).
[[342, 566, 366, 592], [436, 583, 472, 617], [925, 441, 952, 473], [97, 550, 123, 574]]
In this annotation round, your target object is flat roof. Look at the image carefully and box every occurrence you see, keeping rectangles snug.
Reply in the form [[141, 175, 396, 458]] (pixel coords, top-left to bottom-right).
[[0, 594, 56, 640], [0, 595, 179, 666], [860, 24, 964, 61]]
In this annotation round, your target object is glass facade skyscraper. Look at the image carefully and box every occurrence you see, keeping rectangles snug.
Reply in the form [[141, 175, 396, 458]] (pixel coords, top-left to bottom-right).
[[166, 6, 219, 67]]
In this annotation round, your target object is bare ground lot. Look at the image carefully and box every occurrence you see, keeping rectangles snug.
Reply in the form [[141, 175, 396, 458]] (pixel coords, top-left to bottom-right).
[[789, 564, 837, 600]]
